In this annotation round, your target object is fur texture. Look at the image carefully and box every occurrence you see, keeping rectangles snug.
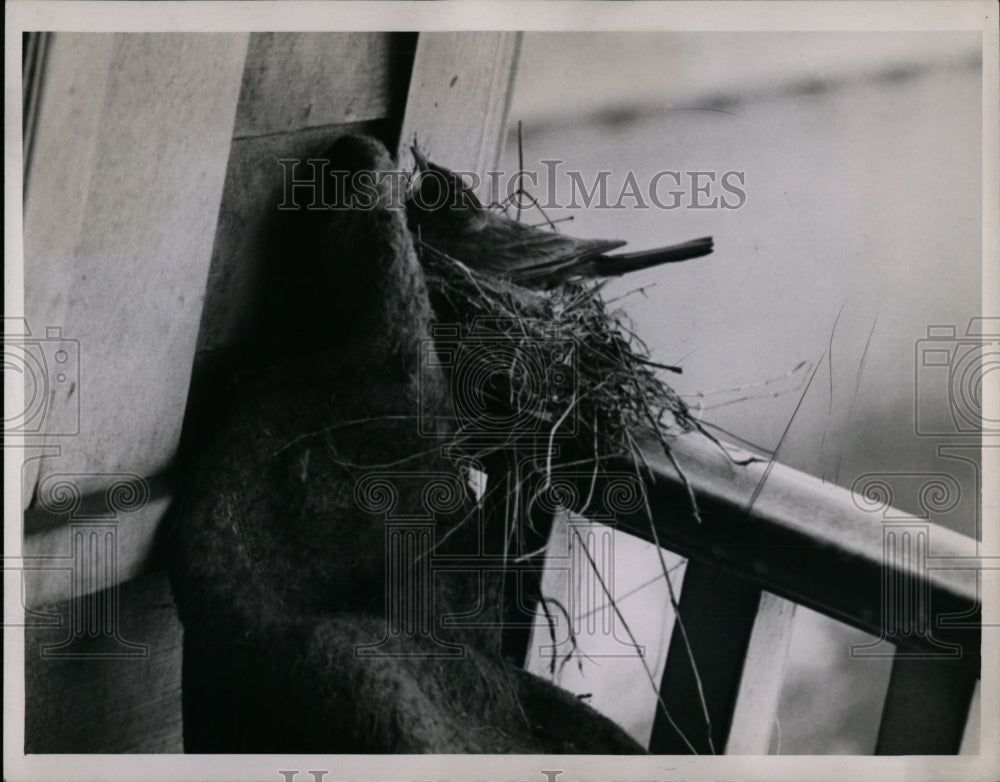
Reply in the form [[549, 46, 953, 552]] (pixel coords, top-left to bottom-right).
[[167, 134, 645, 754]]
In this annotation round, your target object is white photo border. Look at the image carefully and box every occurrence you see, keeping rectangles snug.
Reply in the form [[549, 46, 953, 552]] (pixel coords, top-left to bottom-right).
[[4, 2, 998, 781]]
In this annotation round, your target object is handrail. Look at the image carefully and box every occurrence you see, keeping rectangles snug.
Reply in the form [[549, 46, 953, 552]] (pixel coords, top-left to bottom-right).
[[597, 431, 981, 676]]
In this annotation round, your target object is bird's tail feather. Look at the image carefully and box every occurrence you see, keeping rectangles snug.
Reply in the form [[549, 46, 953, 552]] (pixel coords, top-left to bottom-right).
[[601, 236, 714, 273]]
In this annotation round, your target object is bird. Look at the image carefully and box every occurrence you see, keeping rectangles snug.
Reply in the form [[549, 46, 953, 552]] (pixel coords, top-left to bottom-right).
[[405, 144, 713, 289]]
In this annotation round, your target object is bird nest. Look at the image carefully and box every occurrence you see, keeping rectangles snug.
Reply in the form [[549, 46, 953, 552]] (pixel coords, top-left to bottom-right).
[[410, 148, 712, 689], [419, 240, 699, 495]]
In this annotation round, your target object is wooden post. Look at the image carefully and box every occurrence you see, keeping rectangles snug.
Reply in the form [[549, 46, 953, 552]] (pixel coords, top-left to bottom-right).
[[875, 656, 979, 754], [725, 593, 797, 754], [648, 562, 763, 754], [19, 32, 249, 755], [397, 31, 525, 660], [23, 33, 250, 505], [398, 32, 521, 187]]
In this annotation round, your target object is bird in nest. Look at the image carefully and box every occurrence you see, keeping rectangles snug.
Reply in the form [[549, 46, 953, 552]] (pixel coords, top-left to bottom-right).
[[405, 144, 713, 290], [399, 141, 705, 474]]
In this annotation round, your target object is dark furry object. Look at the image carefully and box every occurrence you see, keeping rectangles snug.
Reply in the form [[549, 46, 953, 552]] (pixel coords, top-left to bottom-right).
[[167, 134, 645, 753]]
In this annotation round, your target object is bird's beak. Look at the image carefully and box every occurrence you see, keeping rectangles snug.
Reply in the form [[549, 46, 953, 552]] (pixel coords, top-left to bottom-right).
[[410, 144, 430, 172], [407, 145, 429, 201]]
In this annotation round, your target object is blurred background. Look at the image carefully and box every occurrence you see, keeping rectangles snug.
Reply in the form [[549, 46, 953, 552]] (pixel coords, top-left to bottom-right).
[[506, 32, 983, 754]]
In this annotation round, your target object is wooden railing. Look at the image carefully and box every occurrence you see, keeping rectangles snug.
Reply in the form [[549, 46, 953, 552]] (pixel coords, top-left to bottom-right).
[[605, 432, 981, 754]]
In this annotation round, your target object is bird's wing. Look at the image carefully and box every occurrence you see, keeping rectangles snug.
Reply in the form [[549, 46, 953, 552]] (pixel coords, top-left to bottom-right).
[[471, 216, 627, 275]]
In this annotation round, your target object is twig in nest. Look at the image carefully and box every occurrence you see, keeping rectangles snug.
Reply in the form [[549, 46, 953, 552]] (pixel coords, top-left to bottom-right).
[[536, 596, 585, 676]]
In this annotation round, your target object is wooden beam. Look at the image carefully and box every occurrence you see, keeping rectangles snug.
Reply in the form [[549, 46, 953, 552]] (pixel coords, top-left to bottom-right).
[[233, 33, 414, 140], [22, 33, 250, 505], [397, 32, 521, 187]]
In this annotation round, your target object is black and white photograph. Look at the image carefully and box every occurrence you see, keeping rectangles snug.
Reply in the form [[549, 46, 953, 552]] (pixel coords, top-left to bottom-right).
[[4, 2, 998, 781]]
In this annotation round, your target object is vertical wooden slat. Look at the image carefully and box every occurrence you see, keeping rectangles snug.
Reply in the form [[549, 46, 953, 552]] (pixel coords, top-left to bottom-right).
[[648, 560, 762, 754], [397, 32, 521, 182], [233, 33, 414, 139], [874, 655, 979, 754], [396, 31, 524, 661], [18, 32, 250, 756], [24, 33, 249, 504], [725, 592, 797, 754]]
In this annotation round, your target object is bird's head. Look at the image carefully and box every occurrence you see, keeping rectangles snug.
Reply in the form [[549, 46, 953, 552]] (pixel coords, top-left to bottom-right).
[[407, 143, 485, 237]]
